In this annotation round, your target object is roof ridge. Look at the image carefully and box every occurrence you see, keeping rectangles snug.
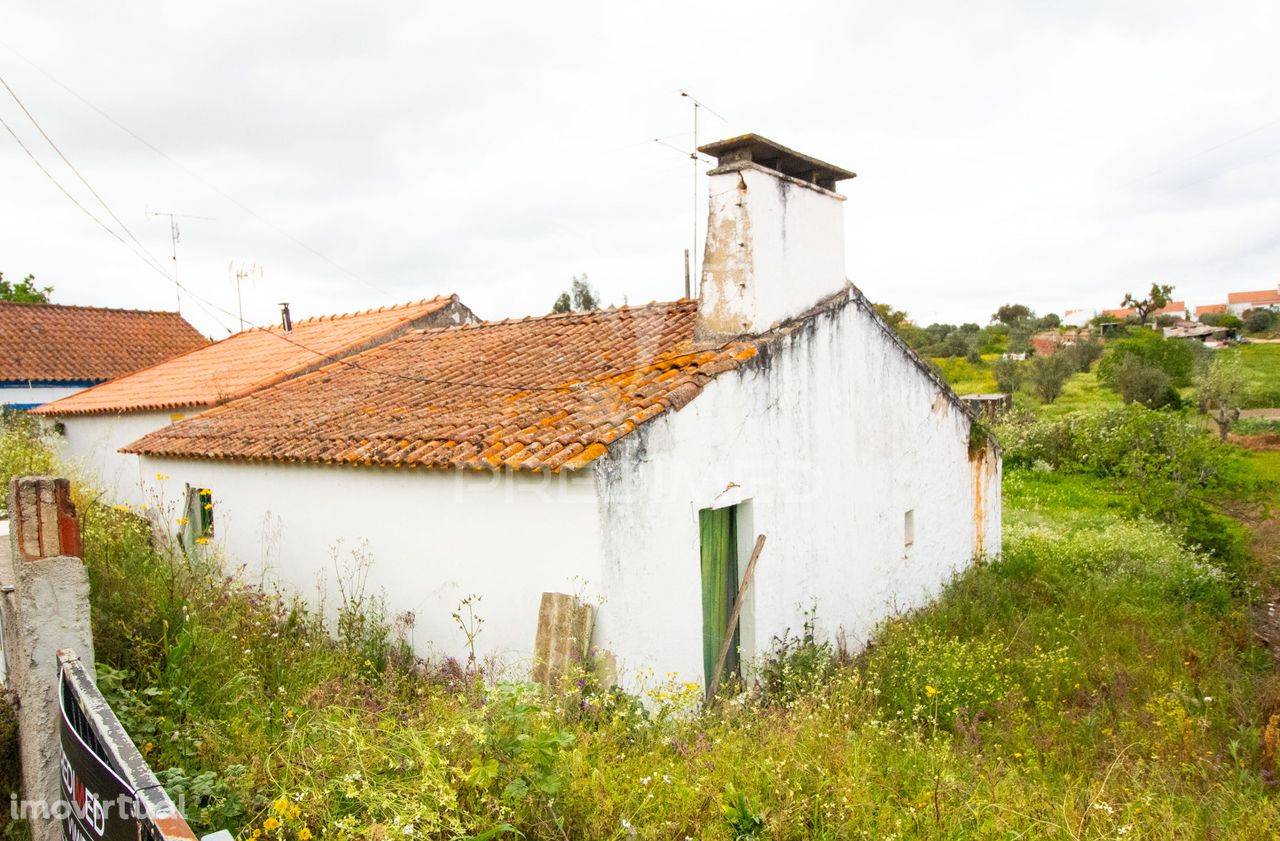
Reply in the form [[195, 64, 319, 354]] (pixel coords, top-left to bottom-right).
[[434, 298, 696, 335], [280, 295, 450, 329], [0, 300, 188, 317]]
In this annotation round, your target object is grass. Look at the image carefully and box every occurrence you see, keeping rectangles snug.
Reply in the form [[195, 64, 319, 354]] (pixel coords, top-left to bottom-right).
[[1233, 343, 1280, 408], [931, 355, 999, 394], [3, 406, 1280, 838]]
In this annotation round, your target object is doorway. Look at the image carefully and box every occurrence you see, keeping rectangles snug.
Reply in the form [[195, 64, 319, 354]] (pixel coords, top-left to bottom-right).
[[699, 504, 741, 688]]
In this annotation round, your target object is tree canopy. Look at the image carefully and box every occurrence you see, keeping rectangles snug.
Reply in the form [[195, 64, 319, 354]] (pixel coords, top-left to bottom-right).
[[551, 274, 602, 314], [1121, 283, 1175, 324], [0, 272, 52, 303]]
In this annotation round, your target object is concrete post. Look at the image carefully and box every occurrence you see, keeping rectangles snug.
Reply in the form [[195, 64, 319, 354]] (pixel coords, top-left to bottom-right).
[[531, 592, 594, 687], [1, 477, 94, 841]]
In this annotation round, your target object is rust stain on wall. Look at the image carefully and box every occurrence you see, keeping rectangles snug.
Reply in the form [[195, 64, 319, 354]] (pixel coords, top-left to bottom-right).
[[969, 441, 993, 556]]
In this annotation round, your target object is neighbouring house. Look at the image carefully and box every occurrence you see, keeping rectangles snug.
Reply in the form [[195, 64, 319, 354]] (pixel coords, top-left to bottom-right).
[[121, 134, 1002, 690], [33, 296, 476, 504], [1102, 301, 1188, 321], [1195, 303, 1228, 320], [1226, 288, 1280, 315], [0, 302, 206, 410], [1061, 308, 1098, 328]]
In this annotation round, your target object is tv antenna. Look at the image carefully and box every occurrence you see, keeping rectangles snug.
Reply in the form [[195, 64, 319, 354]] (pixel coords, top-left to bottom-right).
[[654, 91, 726, 297], [228, 261, 263, 331], [148, 209, 214, 312]]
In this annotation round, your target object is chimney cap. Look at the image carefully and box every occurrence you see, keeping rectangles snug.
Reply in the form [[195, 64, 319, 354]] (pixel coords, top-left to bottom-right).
[[698, 133, 856, 191]]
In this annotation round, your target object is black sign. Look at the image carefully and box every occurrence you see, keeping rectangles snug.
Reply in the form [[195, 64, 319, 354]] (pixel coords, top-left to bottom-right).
[[58, 677, 145, 841]]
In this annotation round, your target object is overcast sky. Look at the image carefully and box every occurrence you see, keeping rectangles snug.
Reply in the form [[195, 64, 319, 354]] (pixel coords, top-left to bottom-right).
[[2, 1, 1278, 337]]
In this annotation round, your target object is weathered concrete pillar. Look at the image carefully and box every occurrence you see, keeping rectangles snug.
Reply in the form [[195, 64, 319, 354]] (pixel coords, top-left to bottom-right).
[[1, 477, 94, 841], [531, 592, 594, 687]]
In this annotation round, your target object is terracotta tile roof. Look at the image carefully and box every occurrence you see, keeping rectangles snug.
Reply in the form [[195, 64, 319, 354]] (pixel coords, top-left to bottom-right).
[[1227, 288, 1280, 305], [35, 297, 466, 416], [1103, 301, 1186, 319], [1194, 303, 1227, 316], [0, 302, 207, 383], [124, 301, 760, 472]]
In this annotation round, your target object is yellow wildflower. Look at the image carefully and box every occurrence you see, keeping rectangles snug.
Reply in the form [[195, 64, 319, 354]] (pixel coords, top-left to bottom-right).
[[299, 830, 312, 841], [195, 537, 209, 545], [925, 685, 939, 697], [263, 818, 280, 832], [273, 797, 289, 815]]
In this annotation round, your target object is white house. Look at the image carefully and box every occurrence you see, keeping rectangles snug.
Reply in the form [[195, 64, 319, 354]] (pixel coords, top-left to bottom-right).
[[0, 302, 206, 410], [121, 135, 1001, 690], [1226, 287, 1280, 315], [1061, 308, 1098, 328], [34, 296, 476, 505]]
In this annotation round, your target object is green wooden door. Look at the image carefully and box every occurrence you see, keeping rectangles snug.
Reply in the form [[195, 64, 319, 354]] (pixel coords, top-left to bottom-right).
[[700, 506, 740, 688]]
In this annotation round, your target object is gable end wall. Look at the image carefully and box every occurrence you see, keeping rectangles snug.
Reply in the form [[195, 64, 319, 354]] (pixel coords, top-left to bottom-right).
[[592, 287, 1001, 688]]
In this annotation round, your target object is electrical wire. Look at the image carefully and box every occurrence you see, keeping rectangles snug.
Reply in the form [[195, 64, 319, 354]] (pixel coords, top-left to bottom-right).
[[0, 59, 739, 396], [0, 72, 165, 270], [0, 38, 394, 299], [0, 110, 175, 283]]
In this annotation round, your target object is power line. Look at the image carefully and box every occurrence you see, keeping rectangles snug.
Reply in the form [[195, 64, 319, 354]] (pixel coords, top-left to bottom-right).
[[0, 72, 166, 272], [0, 38, 394, 299], [0, 58, 737, 396], [0, 77, 237, 336], [0, 110, 175, 283]]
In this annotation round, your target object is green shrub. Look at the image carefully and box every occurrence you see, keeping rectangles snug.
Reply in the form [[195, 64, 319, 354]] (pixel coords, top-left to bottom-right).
[[759, 606, 834, 705], [1111, 354, 1181, 408], [1027, 353, 1074, 403], [1098, 330, 1201, 388], [991, 357, 1025, 394], [0, 413, 56, 504]]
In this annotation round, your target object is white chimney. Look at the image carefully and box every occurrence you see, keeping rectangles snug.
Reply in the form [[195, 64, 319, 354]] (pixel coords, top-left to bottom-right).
[[696, 134, 856, 338]]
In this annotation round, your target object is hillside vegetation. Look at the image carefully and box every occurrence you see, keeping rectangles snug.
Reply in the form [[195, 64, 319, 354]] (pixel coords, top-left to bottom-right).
[[2, 388, 1279, 838]]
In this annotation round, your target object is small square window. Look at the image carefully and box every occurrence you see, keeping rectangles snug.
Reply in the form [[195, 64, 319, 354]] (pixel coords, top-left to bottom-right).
[[904, 510, 915, 548]]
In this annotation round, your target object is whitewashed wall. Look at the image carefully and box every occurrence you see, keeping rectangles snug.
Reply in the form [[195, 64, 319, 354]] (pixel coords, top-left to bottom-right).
[[699, 164, 848, 336], [1, 383, 87, 408], [52, 410, 197, 506], [131, 293, 1000, 689], [133, 458, 603, 671], [592, 290, 1001, 688]]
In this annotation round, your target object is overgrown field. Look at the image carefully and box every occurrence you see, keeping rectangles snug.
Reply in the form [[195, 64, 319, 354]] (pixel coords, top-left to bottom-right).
[[2, 405, 1279, 838], [934, 338, 1280, 415]]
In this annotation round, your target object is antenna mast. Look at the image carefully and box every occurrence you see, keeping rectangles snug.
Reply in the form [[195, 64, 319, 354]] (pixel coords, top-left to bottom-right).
[[228, 262, 262, 331], [148, 210, 214, 313], [678, 91, 726, 297]]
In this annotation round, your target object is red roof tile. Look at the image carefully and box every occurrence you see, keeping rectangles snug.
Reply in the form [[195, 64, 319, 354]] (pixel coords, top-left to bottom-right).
[[124, 301, 761, 472], [35, 297, 469, 415], [1194, 303, 1227, 316], [1227, 288, 1280, 305], [1103, 301, 1186, 319], [0, 302, 207, 383]]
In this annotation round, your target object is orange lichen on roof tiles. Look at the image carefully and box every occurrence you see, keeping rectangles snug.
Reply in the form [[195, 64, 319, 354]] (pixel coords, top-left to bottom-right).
[[124, 301, 760, 473], [34, 297, 458, 415], [0, 302, 207, 383]]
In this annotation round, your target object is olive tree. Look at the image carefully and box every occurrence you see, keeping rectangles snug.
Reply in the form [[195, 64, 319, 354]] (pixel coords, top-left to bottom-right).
[[1196, 356, 1249, 440]]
